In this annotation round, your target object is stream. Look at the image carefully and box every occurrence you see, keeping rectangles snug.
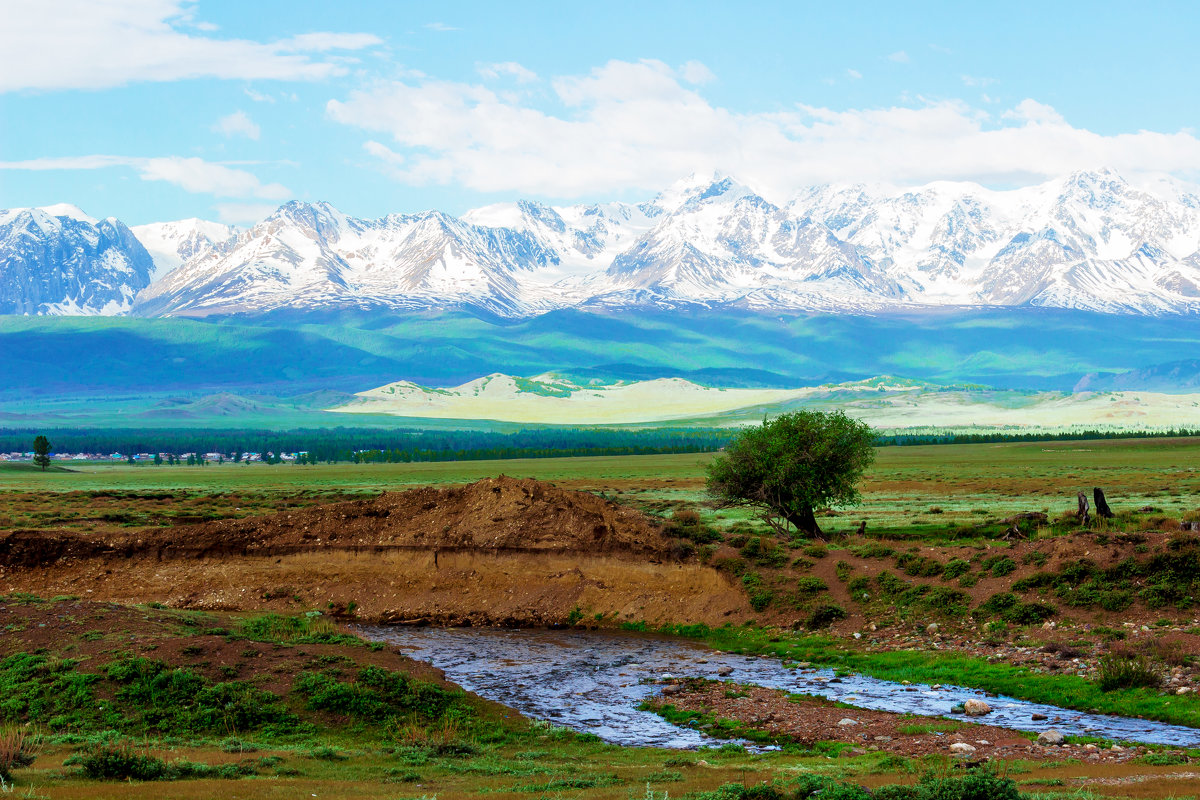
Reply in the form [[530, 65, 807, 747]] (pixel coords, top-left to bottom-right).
[[359, 626, 1200, 749]]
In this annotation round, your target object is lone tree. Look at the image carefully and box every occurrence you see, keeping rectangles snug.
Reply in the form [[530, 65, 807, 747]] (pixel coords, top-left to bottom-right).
[[32, 435, 52, 471], [705, 410, 875, 538]]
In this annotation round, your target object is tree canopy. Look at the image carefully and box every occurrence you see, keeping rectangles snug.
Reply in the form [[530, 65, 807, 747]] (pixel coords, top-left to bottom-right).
[[705, 410, 875, 537], [32, 435, 52, 471]]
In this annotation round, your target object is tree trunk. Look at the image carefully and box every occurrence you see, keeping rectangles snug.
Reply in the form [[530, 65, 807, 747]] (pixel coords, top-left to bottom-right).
[[1076, 492, 1090, 527], [1093, 487, 1114, 519], [785, 505, 823, 537]]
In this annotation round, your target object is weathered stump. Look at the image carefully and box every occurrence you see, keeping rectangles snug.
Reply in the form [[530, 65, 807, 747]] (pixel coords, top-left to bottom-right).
[[1093, 487, 1114, 519], [1076, 492, 1091, 526]]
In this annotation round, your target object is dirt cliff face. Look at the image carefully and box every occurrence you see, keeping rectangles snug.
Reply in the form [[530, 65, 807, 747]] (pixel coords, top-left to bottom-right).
[[0, 477, 752, 627]]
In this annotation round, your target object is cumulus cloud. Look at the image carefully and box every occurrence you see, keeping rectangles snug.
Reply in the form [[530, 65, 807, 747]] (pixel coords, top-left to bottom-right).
[[424, 22, 459, 32], [0, 154, 290, 199], [888, 50, 910, 63], [213, 110, 261, 140], [0, 0, 381, 92], [846, 69, 863, 80], [324, 58, 1200, 199], [477, 62, 538, 83], [213, 202, 281, 225]]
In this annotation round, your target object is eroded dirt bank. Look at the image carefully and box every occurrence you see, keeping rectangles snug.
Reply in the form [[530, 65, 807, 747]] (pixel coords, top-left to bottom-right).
[[0, 476, 756, 625]]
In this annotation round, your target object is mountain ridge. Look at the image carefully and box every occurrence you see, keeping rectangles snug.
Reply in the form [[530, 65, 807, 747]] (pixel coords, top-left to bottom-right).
[[5, 168, 1200, 318]]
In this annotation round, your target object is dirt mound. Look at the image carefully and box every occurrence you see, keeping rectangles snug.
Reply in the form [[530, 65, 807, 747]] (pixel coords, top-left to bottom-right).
[[0, 476, 673, 568]]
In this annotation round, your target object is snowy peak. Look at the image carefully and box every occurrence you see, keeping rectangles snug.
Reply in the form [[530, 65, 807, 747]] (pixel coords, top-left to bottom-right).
[[130, 218, 238, 281], [7, 168, 1200, 318], [0, 206, 154, 314]]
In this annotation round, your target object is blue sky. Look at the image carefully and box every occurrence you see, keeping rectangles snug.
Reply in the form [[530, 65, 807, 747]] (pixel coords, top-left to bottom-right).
[[2, 0, 1198, 225]]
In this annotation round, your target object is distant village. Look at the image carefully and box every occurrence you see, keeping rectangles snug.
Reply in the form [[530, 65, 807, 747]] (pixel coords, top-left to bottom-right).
[[0, 451, 309, 464]]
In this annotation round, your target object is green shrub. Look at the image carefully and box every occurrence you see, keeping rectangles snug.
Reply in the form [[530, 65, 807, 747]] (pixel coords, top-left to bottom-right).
[[974, 593, 1055, 625], [804, 604, 847, 629], [795, 577, 827, 595], [896, 553, 943, 577], [981, 555, 1017, 577], [942, 559, 970, 580], [1096, 654, 1162, 692]]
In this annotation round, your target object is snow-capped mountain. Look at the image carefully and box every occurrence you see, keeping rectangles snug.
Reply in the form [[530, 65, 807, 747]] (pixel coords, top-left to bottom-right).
[[0, 204, 154, 314], [6, 168, 1200, 318], [130, 201, 566, 317], [130, 218, 238, 281]]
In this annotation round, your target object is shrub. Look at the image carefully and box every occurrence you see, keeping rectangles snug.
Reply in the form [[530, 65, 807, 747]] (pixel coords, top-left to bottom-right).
[[974, 592, 1056, 625], [795, 577, 827, 595], [804, 604, 847, 629], [896, 553, 943, 577], [982, 555, 1017, 577], [834, 561, 853, 582], [0, 727, 39, 781], [1096, 654, 1162, 692], [77, 740, 167, 781], [942, 559, 970, 580]]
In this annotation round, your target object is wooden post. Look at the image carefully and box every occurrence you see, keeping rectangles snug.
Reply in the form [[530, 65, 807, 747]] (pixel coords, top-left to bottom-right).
[[1076, 492, 1090, 527]]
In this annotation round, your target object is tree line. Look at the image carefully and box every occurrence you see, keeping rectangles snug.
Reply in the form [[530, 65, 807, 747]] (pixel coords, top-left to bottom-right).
[[3, 424, 1196, 466]]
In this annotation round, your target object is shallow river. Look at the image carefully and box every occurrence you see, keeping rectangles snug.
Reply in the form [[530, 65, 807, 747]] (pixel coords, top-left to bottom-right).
[[359, 627, 1200, 749]]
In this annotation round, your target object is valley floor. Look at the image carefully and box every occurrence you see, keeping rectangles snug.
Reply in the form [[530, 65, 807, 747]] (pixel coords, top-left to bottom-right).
[[2, 439, 1200, 797]]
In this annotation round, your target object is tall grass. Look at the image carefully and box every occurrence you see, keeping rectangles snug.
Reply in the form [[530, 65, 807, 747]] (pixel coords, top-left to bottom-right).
[[0, 726, 39, 781]]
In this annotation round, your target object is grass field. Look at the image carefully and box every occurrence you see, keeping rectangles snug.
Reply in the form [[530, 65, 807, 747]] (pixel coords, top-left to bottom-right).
[[5, 437, 1197, 531], [4, 438, 1200, 797]]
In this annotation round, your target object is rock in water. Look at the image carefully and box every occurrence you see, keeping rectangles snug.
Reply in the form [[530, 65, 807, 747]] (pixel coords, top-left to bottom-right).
[[1037, 730, 1065, 745], [963, 699, 992, 716]]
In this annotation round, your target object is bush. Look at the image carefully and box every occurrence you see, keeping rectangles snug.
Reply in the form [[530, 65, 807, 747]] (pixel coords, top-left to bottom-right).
[[77, 740, 167, 781], [795, 577, 827, 595], [981, 555, 1017, 577], [0, 727, 39, 781], [974, 592, 1056, 625], [1096, 654, 1162, 692], [942, 559, 970, 580], [804, 604, 847, 629]]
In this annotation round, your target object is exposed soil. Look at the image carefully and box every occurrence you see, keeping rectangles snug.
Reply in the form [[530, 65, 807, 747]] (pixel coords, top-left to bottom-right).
[[0, 476, 673, 567], [0, 477, 752, 626], [0, 598, 461, 702], [651, 680, 1175, 763]]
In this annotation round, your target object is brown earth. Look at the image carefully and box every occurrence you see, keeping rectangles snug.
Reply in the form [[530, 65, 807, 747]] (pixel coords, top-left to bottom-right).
[[650, 680, 1168, 763], [0, 477, 756, 626], [0, 598, 462, 702]]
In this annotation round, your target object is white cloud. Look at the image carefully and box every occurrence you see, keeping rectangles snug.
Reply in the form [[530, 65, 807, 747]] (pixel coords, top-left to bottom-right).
[[213, 110, 261, 140], [214, 202, 280, 225], [325, 59, 1200, 199], [0, 154, 290, 199], [846, 69, 863, 80], [363, 140, 405, 166], [962, 74, 998, 88], [888, 50, 910, 63], [680, 60, 716, 85], [0, 0, 381, 92], [477, 62, 538, 84], [424, 22, 459, 32], [244, 88, 276, 103]]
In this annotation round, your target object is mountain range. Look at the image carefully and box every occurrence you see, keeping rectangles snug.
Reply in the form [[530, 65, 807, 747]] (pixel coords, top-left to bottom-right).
[[3, 169, 1200, 318]]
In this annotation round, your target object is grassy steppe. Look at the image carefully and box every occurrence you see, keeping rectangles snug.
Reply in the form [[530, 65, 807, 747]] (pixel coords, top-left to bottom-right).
[[4, 438, 1200, 797]]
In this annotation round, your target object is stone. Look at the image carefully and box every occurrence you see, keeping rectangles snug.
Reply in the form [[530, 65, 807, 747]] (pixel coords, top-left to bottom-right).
[[949, 743, 977, 755], [926, 623, 939, 634], [837, 718, 860, 727], [717, 666, 733, 677], [1037, 730, 1065, 746], [1031, 713, 1048, 721], [1177, 687, 1193, 695], [661, 684, 682, 695], [963, 699, 992, 717]]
